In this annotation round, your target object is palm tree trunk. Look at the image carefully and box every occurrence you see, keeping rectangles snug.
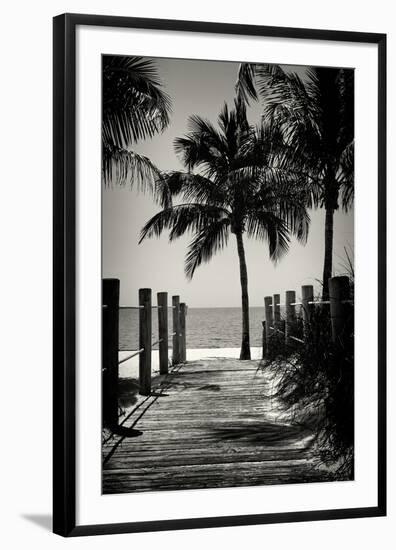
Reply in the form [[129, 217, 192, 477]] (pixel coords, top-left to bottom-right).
[[322, 207, 334, 299], [235, 231, 251, 360]]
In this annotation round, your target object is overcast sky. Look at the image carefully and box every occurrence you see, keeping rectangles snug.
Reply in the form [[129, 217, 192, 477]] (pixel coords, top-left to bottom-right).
[[103, 57, 354, 307]]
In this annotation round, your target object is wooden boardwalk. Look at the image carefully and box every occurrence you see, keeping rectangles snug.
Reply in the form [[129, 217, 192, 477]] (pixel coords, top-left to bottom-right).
[[102, 357, 325, 493]]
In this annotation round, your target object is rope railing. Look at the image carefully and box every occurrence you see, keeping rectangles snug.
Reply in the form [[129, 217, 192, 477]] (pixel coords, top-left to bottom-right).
[[118, 335, 167, 364], [118, 305, 175, 309], [269, 326, 285, 335], [118, 348, 144, 364], [102, 281, 188, 428], [151, 338, 163, 347], [262, 277, 353, 359], [267, 299, 353, 307], [289, 335, 305, 344]]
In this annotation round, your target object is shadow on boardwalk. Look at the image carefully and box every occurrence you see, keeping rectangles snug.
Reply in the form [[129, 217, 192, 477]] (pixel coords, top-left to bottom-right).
[[102, 357, 328, 493]]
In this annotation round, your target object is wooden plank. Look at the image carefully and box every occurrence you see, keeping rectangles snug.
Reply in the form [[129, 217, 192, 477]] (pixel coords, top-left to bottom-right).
[[285, 290, 296, 345], [157, 292, 169, 374], [103, 460, 324, 493], [329, 276, 351, 343], [273, 293, 281, 327], [301, 285, 314, 338], [103, 358, 326, 493], [264, 296, 273, 339], [172, 295, 180, 364], [139, 288, 152, 396], [180, 302, 187, 362], [105, 449, 313, 468], [102, 278, 120, 429]]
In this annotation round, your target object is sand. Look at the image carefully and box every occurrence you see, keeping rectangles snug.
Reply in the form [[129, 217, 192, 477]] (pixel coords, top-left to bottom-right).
[[118, 347, 262, 380]]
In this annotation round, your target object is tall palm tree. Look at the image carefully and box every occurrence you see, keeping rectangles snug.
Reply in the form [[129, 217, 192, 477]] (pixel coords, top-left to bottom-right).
[[237, 64, 354, 298], [139, 99, 310, 359], [102, 55, 172, 189]]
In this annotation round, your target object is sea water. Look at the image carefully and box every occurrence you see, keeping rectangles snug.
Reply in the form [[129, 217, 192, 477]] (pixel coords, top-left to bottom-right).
[[119, 307, 266, 350]]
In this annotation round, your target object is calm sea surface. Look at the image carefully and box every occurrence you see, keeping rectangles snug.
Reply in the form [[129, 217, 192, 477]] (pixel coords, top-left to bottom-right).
[[119, 307, 266, 350]]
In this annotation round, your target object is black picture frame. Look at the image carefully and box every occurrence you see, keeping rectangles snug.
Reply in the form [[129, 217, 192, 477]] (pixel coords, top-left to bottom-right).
[[53, 13, 387, 537]]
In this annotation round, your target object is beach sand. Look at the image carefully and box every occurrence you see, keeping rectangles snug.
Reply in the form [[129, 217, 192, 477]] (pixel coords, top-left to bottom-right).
[[119, 347, 263, 380]]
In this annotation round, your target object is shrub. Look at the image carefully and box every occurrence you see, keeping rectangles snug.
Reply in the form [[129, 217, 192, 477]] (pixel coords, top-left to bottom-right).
[[262, 288, 354, 480]]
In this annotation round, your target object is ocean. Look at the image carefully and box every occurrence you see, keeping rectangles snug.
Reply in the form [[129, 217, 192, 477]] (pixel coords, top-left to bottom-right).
[[119, 307, 266, 350]]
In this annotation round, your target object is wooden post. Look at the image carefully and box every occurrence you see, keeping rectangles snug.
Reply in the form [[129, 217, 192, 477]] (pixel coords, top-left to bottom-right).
[[157, 292, 168, 375], [262, 320, 267, 358], [180, 303, 187, 362], [264, 296, 273, 340], [102, 278, 120, 429], [285, 290, 296, 345], [329, 276, 350, 343], [301, 285, 314, 339], [273, 294, 281, 329], [139, 288, 152, 396], [172, 295, 181, 365]]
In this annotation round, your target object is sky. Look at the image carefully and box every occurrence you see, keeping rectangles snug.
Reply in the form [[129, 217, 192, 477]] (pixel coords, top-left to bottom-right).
[[102, 57, 354, 308]]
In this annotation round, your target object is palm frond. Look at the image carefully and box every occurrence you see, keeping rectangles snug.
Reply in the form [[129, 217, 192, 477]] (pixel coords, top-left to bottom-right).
[[338, 141, 354, 211], [236, 63, 259, 104], [277, 194, 311, 244], [187, 114, 226, 144], [245, 211, 290, 261], [185, 219, 231, 279], [102, 143, 160, 189], [267, 170, 310, 243], [139, 203, 229, 243], [245, 65, 320, 151], [155, 171, 229, 209], [102, 55, 172, 149], [174, 134, 226, 177]]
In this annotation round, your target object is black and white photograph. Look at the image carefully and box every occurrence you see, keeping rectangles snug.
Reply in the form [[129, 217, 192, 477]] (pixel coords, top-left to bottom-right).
[[0, 2, 391, 545], [101, 55, 355, 494]]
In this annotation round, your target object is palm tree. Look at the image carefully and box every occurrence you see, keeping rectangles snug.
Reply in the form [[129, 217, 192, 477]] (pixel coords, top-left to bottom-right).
[[237, 64, 354, 298], [102, 55, 172, 189], [139, 99, 310, 359]]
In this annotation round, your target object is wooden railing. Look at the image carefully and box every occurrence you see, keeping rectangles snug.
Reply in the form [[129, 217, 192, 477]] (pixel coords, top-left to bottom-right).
[[262, 275, 353, 357], [102, 279, 187, 428]]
